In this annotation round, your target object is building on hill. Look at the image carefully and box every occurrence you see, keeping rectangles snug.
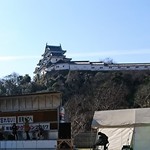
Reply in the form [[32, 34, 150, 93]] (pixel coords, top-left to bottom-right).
[[34, 44, 150, 75], [34, 44, 72, 75]]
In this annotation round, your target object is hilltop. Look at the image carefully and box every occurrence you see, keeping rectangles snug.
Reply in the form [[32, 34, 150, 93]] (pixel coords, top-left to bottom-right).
[[0, 70, 150, 137], [34, 70, 150, 136]]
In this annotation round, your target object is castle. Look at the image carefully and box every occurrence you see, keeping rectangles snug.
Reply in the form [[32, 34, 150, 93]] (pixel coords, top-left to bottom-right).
[[34, 44, 150, 75]]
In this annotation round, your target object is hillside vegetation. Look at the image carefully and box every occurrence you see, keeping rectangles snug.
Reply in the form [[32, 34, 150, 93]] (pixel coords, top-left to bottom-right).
[[0, 70, 150, 136]]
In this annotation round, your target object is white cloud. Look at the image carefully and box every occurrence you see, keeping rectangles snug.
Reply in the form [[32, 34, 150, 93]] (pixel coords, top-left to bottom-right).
[[67, 49, 150, 57], [0, 56, 40, 61], [0, 49, 150, 62]]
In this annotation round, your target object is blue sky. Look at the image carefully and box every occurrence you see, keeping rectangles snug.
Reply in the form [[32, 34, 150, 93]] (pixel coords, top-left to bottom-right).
[[0, 0, 150, 78]]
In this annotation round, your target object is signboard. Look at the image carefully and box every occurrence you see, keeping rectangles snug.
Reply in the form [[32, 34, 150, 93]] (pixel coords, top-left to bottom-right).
[[0, 114, 51, 132], [0, 116, 34, 124], [17, 116, 33, 123], [0, 117, 16, 124], [3, 122, 50, 132]]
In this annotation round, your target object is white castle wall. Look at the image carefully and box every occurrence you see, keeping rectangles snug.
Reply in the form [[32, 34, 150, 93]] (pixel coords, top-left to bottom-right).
[[54, 63, 70, 70], [70, 64, 91, 70], [36, 49, 150, 74], [51, 57, 61, 63], [46, 63, 150, 72]]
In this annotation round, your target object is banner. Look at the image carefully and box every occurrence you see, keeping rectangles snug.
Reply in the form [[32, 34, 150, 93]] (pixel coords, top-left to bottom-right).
[[0, 117, 16, 124], [3, 122, 50, 131]]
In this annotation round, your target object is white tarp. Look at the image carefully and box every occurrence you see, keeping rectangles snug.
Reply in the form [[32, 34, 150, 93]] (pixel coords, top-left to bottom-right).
[[133, 126, 150, 150], [92, 108, 150, 128], [92, 108, 150, 150], [97, 128, 134, 150]]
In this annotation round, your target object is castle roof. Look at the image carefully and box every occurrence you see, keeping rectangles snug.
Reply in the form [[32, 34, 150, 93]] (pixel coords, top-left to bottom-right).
[[42, 44, 66, 58], [46, 44, 66, 52]]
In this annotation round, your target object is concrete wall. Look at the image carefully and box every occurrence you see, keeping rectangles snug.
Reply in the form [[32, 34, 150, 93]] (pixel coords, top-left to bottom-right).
[[0, 140, 57, 149], [74, 132, 96, 148]]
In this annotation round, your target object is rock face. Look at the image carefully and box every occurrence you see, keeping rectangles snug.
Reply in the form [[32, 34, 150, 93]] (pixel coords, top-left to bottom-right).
[[37, 70, 150, 137]]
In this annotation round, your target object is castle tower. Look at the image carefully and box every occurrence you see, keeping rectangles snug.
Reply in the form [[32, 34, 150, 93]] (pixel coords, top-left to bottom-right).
[[34, 44, 71, 74]]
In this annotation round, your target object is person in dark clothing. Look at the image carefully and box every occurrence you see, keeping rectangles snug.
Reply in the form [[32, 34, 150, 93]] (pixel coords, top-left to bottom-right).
[[24, 118, 30, 140], [37, 125, 44, 139], [12, 123, 18, 140], [93, 132, 109, 150], [0, 126, 4, 140], [0, 132, 4, 140]]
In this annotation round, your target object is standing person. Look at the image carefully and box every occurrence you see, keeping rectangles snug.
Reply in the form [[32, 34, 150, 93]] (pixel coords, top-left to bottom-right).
[[37, 125, 44, 140], [93, 132, 109, 150], [12, 123, 18, 140], [98, 132, 109, 150], [0, 126, 4, 140], [24, 118, 30, 140]]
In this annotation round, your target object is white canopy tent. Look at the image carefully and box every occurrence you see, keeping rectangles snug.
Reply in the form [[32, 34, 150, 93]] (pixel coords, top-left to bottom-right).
[[92, 108, 150, 150]]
